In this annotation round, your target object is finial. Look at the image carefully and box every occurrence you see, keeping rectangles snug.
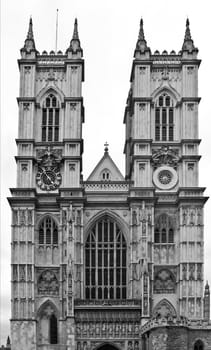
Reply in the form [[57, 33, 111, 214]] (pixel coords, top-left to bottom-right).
[[184, 17, 192, 41], [138, 18, 145, 41], [27, 17, 34, 39], [66, 18, 83, 56], [72, 18, 79, 40], [182, 17, 197, 53], [21, 16, 37, 54], [134, 18, 151, 56], [104, 141, 109, 154]]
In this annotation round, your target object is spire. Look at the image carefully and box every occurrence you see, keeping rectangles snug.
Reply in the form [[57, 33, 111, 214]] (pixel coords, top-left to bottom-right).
[[21, 17, 37, 54], [204, 281, 210, 321], [27, 17, 34, 40], [73, 18, 79, 40], [182, 18, 198, 53], [6, 336, 11, 346], [134, 18, 151, 57], [138, 18, 145, 41], [66, 18, 83, 57]]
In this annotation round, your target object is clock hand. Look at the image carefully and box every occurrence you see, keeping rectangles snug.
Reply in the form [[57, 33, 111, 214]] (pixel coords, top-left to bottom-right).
[[43, 169, 53, 184]]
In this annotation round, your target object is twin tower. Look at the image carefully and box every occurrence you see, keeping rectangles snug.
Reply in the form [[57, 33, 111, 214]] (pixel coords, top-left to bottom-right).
[[8, 17, 211, 350]]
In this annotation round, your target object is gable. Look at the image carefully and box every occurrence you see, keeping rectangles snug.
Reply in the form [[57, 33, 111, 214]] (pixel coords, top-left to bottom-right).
[[86, 152, 124, 181]]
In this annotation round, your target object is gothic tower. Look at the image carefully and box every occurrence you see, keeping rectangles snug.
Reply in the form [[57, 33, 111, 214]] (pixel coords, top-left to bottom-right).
[[8, 18, 85, 349], [8, 17, 211, 350]]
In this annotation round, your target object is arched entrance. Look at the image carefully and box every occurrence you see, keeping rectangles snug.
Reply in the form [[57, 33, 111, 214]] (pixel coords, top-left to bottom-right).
[[97, 345, 119, 350]]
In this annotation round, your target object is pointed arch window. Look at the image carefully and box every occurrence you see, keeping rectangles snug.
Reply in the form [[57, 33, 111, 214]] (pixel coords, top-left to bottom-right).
[[155, 93, 174, 141], [42, 94, 60, 142], [154, 214, 174, 243], [38, 217, 58, 245], [85, 217, 127, 300]]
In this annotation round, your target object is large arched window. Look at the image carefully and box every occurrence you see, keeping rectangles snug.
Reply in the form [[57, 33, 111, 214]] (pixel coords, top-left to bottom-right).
[[38, 217, 58, 245], [85, 216, 127, 300], [194, 340, 204, 350], [155, 93, 174, 141], [154, 214, 174, 243], [42, 94, 60, 142]]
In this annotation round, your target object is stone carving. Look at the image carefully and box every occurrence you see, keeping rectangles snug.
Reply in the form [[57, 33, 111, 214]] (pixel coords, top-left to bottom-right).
[[152, 146, 179, 169], [37, 270, 59, 295], [189, 209, 195, 225], [196, 298, 202, 318], [189, 263, 195, 280], [152, 333, 168, 350], [19, 265, 26, 281], [197, 208, 203, 225], [197, 264, 202, 280], [153, 299, 177, 319], [75, 265, 81, 282], [27, 265, 32, 280], [182, 208, 188, 225], [132, 209, 138, 225], [182, 263, 187, 280], [143, 295, 149, 316], [20, 210, 26, 226], [13, 210, 18, 225], [76, 209, 82, 225], [36, 146, 62, 162], [128, 341, 133, 350], [132, 262, 141, 281], [75, 320, 140, 339], [13, 265, 18, 281], [154, 269, 176, 293], [27, 210, 33, 225], [188, 297, 195, 316]]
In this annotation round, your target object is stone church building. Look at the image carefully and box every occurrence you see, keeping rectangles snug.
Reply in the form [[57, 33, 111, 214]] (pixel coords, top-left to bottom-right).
[[8, 17, 211, 350]]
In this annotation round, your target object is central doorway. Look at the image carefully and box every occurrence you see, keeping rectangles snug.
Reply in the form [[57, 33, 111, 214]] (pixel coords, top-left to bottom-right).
[[97, 345, 119, 350]]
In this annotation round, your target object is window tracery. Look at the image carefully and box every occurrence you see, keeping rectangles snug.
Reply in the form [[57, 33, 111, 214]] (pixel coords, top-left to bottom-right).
[[42, 94, 60, 142], [38, 216, 58, 245], [85, 217, 127, 300], [154, 214, 174, 243], [155, 93, 174, 141]]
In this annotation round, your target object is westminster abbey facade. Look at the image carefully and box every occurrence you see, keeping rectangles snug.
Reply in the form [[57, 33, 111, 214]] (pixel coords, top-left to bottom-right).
[[8, 17, 211, 350]]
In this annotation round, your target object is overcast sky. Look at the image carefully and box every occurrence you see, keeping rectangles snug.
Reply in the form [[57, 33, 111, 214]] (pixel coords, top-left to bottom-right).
[[1, 0, 211, 345]]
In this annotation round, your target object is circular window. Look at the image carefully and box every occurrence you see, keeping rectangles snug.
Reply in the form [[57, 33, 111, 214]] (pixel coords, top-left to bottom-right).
[[153, 166, 178, 190]]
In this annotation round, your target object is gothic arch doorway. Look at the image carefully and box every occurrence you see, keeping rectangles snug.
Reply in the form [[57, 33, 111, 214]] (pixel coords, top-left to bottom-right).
[[96, 344, 120, 350]]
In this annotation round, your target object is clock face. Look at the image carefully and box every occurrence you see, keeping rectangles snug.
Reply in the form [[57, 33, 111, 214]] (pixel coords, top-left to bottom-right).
[[36, 167, 62, 191], [153, 165, 178, 190]]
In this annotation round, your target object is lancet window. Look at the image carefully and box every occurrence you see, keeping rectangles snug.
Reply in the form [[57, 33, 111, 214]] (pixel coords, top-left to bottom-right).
[[42, 94, 60, 142], [38, 217, 58, 245], [154, 214, 174, 243], [155, 93, 174, 141], [85, 217, 127, 300]]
